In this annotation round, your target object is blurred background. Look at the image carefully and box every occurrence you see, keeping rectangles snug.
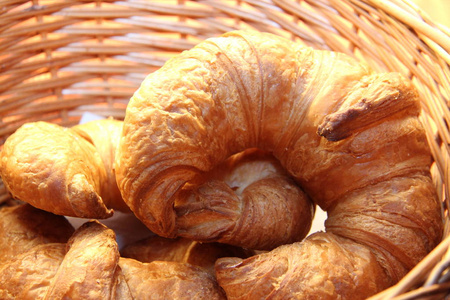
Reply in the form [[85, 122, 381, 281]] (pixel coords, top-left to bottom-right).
[[412, 0, 450, 27]]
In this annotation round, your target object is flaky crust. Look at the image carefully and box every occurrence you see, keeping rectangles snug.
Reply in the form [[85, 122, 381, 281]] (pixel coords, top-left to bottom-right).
[[0, 243, 66, 300], [0, 205, 226, 299], [0, 119, 127, 218], [0, 210, 120, 300], [215, 232, 390, 300], [72, 118, 128, 212], [44, 221, 121, 299], [119, 258, 226, 299], [0, 204, 74, 262], [121, 235, 254, 274], [0, 121, 110, 218], [174, 149, 314, 250], [116, 30, 443, 298]]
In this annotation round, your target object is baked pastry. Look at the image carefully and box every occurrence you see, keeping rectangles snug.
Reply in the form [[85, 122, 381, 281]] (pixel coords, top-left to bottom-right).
[[174, 148, 314, 250], [0, 119, 127, 218], [0, 119, 313, 250], [0, 204, 74, 262], [0, 205, 226, 299], [115, 30, 443, 298], [121, 235, 255, 275], [118, 258, 225, 300], [72, 118, 130, 212]]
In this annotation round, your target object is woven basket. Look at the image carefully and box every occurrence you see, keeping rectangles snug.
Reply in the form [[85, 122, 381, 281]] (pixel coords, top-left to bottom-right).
[[1, 0, 449, 299]]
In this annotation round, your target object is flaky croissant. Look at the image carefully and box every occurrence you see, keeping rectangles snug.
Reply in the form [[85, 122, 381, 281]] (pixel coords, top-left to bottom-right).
[[115, 30, 443, 298], [1, 119, 313, 250], [121, 235, 255, 275], [174, 148, 314, 250], [0, 204, 74, 262], [0, 204, 226, 300], [72, 118, 130, 212], [0, 119, 127, 218]]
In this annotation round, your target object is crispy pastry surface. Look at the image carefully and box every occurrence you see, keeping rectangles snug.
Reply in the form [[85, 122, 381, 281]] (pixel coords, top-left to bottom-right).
[[0, 206, 226, 300], [119, 258, 225, 299], [72, 118, 129, 212], [215, 232, 389, 300], [0, 204, 74, 262], [116, 30, 443, 298], [0, 29, 443, 299], [121, 235, 254, 274], [0, 119, 127, 218], [174, 149, 314, 250]]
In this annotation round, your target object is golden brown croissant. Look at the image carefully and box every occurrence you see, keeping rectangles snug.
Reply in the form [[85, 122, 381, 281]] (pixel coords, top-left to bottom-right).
[[121, 235, 255, 275], [72, 118, 130, 212], [174, 148, 314, 250], [115, 30, 443, 298], [0, 119, 127, 218], [0, 205, 226, 300], [0, 204, 74, 262], [118, 258, 226, 300]]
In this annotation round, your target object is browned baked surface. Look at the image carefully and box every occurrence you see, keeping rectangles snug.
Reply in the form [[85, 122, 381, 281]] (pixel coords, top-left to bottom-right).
[[115, 30, 442, 298], [0, 119, 127, 218], [0, 205, 226, 300]]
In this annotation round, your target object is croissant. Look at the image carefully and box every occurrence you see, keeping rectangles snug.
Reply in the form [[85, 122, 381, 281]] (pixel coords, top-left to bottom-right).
[[115, 30, 443, 298], [0, 204, 226, 300], [0, 120, 313, 250], [0, 204, 74, 262], [121, 235, 255, 275], [0, 119, 127, 218], [72, 118, 130, 212], [174, 148, 314, 250]]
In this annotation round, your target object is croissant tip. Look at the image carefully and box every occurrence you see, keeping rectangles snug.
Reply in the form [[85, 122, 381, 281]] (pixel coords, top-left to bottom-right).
[[215, 257, 244, 270], [317, 124, 349, 142]]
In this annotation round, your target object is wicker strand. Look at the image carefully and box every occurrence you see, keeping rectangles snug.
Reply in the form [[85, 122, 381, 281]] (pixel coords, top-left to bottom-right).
[[366, 0, 450, 53], [368, 235, 450, 300], [0, 1, 449, 299]]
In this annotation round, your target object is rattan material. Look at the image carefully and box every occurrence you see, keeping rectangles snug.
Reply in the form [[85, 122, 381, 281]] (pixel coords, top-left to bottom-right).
[[0, 0, 449, 299]]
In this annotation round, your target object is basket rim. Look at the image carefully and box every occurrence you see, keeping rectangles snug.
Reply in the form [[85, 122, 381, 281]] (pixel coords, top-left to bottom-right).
[[0, 1, 450, 299]]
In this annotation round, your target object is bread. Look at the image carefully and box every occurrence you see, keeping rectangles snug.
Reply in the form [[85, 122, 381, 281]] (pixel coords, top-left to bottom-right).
[[216, 232, 389, 300], [1, 119, 313, 250], [115, 30, 443, 298], [121, 235, 255, 275], [0, 119, 127, 218], [72, 118, 130, 212], [0, 204, 226, 300], [0, 204, 74, 262], [0, 29, 443, 299], [174, 148, 314, 250]]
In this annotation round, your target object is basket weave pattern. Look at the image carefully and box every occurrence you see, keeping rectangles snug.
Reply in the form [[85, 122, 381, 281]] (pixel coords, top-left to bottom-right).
[[1, 0, 449, 299]]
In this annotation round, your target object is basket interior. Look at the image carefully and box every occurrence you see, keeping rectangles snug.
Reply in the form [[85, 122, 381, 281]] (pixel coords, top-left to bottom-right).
[[1, 0, 450, 298]]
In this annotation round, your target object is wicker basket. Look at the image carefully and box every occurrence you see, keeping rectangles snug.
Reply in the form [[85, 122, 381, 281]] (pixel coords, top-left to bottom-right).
[[1, 0, 449, 299]]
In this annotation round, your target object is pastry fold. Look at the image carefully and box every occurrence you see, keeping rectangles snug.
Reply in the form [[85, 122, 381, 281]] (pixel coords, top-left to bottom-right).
[[121, 235, 254, 275], [0, 119, 127, 218], [115, 30, 443, 298], [0, 205, 226, 300], [174, 149, 314, 250]]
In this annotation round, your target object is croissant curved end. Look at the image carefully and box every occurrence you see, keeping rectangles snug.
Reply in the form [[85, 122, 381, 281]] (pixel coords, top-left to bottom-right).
[[115, 30, 442, 299]]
